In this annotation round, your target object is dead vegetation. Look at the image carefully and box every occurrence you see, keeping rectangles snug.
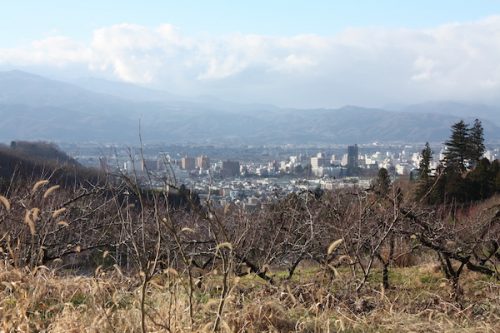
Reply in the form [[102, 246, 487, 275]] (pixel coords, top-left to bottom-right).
[[0, 171, 499, 332], [0, 261, 498, 332]]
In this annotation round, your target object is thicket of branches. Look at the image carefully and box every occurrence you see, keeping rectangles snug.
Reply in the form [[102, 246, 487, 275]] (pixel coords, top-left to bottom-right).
[[0, 131, 499, 331], [1, 166, 498, 304]]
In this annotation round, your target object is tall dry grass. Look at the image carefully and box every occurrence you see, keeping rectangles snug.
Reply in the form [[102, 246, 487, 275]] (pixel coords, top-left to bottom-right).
[[1, 261, 498, 332]]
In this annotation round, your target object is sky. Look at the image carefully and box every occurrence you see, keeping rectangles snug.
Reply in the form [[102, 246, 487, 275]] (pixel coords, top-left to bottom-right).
[[1, 1, 500, 108]]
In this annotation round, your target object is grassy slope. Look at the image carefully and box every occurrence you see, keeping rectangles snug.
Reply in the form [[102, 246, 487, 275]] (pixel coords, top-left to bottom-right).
[[1, 262, 498, 332]]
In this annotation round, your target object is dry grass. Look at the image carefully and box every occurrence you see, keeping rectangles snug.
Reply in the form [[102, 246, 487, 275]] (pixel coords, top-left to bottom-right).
[[0, 261, 498, 332]]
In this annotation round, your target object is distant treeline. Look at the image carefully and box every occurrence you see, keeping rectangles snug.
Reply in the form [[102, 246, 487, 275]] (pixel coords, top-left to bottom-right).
[[0, 141, 198, 210], [0, 141, 104, 191]]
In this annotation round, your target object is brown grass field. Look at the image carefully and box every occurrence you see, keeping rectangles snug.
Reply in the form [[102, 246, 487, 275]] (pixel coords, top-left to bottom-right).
[[1, 261, 498, 332]]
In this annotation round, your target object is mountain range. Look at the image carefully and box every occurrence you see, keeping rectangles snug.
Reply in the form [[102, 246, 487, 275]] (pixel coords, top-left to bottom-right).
[[1, 70, 499, 145]]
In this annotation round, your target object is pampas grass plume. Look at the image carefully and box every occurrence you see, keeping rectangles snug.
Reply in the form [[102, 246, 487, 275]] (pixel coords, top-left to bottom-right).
[[52, 208, 67, 218], [43, 185, 60, 199], [32, 180, 49, 193], [24, 209, 36, 235], [0, 196, 10, 212], [216, 242, 233, 251], [327, 239, 344, 255], [57, 221, 69, 227]]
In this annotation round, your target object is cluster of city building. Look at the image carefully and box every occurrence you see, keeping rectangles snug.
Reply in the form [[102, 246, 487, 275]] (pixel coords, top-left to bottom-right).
[[69, 143, 500, 210]]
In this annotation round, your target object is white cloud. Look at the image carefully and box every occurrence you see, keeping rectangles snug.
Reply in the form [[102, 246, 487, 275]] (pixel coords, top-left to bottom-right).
[[0, 36, 91, 67], [1, 16, 500, 106], [412, 56, 437, 81], [89, 24, 166, 83]]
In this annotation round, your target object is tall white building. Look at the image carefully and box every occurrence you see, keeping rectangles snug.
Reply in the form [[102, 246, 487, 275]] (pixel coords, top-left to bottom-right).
[[311, 152, 328, 170]]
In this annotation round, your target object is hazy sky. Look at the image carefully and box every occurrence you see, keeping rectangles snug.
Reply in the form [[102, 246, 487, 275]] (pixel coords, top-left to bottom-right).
[[1, 1, 500, 107]]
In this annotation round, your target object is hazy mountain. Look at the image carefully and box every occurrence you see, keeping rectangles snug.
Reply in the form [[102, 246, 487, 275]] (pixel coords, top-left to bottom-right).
[[0, 70, 122, 108], [399, 101, 500, 126], [72, 76, 279, 114], [73, 77, 181, 102], [1, 70, 499, 144]]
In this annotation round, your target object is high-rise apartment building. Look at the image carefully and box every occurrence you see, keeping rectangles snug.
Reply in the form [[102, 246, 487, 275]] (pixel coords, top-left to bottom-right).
[[181, 156, 196, 171], [311, 152, 328, 170], [347, 144, 359, 175], [196, 155, 210, 170]]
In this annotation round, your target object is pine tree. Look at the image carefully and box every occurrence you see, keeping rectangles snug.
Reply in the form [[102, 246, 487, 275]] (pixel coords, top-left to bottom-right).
[[419, 142, 432, 180], [466, 158, 494, 200], [374, 167, 391, 196], [495, 161, 500, 192], [468, 119, 485, 163], [443, 120, 469, 172], [416, 142, 433, 202], [437, 119, 491, 204]]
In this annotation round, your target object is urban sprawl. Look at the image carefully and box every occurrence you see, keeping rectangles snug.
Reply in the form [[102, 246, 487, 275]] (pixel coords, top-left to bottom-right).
[[63, 143, 500, 210]]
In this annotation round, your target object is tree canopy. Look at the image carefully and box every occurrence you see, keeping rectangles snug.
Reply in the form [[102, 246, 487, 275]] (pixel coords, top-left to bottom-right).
[[373, 167, 391, 196], [415, 142, 433, 202], [443, 119, 485, 171], [416, 119, 499, 205]]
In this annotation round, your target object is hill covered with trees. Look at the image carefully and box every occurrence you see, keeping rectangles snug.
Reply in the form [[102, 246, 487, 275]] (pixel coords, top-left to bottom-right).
[[0, 141, 104, 191]]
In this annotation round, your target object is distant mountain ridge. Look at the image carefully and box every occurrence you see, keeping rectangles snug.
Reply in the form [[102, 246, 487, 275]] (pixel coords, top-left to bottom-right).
[[0, 70, 499, 144], [399, 101, 500, 126]]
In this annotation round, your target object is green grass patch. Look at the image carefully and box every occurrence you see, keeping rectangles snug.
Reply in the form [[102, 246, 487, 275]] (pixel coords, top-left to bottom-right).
[[70, 291, 87, 307], [419, 273, 440, 284]]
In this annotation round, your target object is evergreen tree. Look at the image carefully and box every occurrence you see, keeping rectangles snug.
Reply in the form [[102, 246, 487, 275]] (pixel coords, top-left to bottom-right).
[[444, 169, 468, 202], [468, 119, 485, 163], [491, 160, 500, 193], [466, 158, 494, 200], [443, 120, 469, 172], [419, 142, 432, 180], [429, 119, 495, 204], [497, 175, 500, 192], [373, 167, 391, 196], [415, 142, 433, 202], [429, 164, 446, 204]]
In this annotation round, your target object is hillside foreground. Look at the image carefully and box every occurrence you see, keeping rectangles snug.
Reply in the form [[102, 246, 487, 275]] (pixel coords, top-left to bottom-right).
[[0, 260, 498, 332]]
